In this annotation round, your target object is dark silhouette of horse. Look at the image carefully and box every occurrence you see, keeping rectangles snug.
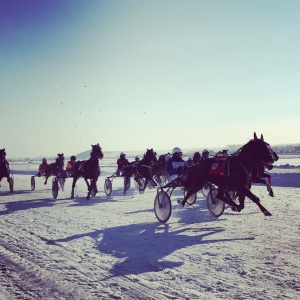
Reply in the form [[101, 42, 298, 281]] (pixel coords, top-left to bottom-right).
[[71, 144, 103, 199], [193, 151, 201, 164], [250, 147, 279, 197], [151, 153, 171, 185], [180, 133, 276, 216], [43, 153, 65, 191], [135, 148, 158, 191], [0, 148, 13, 192]]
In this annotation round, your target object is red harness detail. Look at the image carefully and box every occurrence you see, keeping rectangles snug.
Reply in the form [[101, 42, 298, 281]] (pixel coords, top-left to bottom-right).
[[209, 162, 225, 175]]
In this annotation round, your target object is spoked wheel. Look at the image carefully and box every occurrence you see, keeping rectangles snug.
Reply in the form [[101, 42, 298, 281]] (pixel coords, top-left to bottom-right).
[[154, 191, 172, 223], [52, 178, 59, 199], [104, 178, 112, 196], [31, 176, 35, 191], [184, 189, 197, 206], [9, 175, 14, 193], [138, 178, 146, 194], [123, 177, 131, 194], [201, 184, 210, 197], [207, 187, 225, 217]]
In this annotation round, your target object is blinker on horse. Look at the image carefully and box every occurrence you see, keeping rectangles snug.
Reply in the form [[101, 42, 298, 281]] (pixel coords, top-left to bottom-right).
[[180, 133, 276, 216]]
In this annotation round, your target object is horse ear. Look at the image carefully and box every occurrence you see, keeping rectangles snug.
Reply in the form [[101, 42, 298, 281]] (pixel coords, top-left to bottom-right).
[[261, 134, 264, 141], [254, 132, 258, 140]]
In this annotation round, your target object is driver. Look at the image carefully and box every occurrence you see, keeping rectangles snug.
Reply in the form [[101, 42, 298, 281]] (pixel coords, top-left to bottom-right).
[[117, 152, 129, 176], [166, 147, 187, 181], [36, 158, 49, 177]]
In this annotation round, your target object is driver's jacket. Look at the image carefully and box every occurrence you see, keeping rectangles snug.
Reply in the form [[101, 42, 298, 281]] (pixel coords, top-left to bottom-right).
[[166, 157, 186, 177], [38, 163, 49, 174]]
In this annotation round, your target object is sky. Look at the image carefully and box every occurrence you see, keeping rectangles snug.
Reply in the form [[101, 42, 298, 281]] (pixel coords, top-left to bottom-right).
[[1, 0, 299, 158]]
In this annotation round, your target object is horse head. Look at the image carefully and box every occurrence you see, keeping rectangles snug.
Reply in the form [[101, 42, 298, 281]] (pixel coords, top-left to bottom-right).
[[143, 148, 157, 163], [193, 151, 201, 163], [54, 153, 65, 170], [91, 143, 104, 159], [251, 132, 275, 166], [0, 148, 6, 162]]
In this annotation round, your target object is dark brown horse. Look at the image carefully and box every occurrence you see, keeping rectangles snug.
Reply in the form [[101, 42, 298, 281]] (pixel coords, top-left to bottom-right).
[[250, 147, 279, 197], [44, 153, 65, 186], [0, 148, 13, 192], [179, 133, 276, 216], [71, 144, 103, 199], [151, 153, 170, 185], [131, 148, 158, 191]]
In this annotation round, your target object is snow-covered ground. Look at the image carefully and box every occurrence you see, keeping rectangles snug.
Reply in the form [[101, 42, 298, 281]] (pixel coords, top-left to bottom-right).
[[0, 158, 299, 300]]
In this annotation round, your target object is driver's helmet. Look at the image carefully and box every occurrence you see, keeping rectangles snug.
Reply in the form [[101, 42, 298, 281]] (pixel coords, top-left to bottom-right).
[[120, 152, 126, 158], [42, 158, 47, 163], [135, 156, 140, 161], [202, 149, 209, 156], [172, 147, 183, 157], [70, 155, 76, 161]]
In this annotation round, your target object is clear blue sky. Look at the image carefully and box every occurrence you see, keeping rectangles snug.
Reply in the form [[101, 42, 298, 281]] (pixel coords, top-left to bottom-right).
[[1, 0, 299, 158]]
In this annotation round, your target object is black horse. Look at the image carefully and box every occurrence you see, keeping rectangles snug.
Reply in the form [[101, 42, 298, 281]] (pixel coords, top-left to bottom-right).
[[44, 153, 65, 188], [135, 148, 158, 191], [180, 133, 276, 216], [0, 148, 13, 192], [151, 153, 171, 185], [193, 151, 201, 164], [71, 143, 104, 199], [250, 147, 279, 197]]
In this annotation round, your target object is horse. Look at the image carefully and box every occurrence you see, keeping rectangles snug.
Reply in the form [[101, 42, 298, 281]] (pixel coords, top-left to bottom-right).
[[0, 148, 13, 192], [71, 143, 103, 199], [135, 148, 158, 191], [151, 153, 171, 185], [44, 153, 65, 189], [179, 133, 276, 216], [193, 151, 201, 164], [250, 146, 279, 197]]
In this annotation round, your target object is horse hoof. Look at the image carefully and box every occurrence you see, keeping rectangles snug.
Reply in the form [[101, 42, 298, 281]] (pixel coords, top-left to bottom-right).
[[269, 191, 274, 197], [264, 210, 272, 216], [231, 206, 237, 212]]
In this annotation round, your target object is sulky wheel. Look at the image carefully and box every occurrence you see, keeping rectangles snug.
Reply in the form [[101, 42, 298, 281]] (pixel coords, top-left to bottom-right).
[[201, 184, 210, 197], [184, 189, 197, 206], [31, 176, 35, 191], [206, 187, 225, 217], [52, 178, 59, 199], [104, 178, 112, 196], [138, 178, 146, 194], [154, 191, 172, 223]]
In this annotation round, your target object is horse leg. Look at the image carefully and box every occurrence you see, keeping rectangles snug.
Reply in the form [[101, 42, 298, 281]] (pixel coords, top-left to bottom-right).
[[240, 186, 272, 216], [71, 176, 78, 199], [86, 178, 97, 200], [44, 176, 48, 185], [6, 175, 12, 191], [59, 177, 65, 191], [216, 189, 240, 210], [178, 183, 202, 208]]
